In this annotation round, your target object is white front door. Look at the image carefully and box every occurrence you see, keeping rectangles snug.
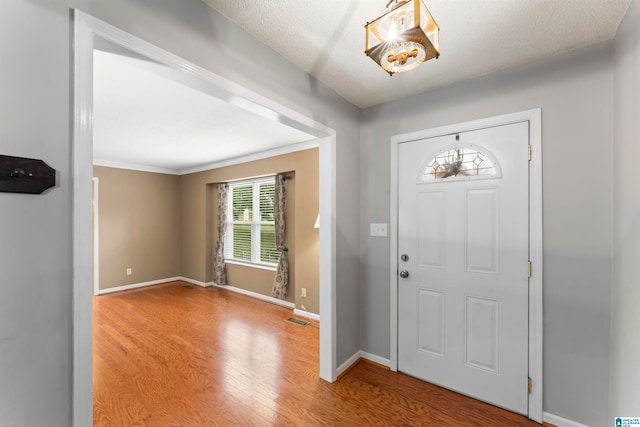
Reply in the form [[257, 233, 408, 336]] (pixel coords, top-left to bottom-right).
[[397, 122, 530, 414]]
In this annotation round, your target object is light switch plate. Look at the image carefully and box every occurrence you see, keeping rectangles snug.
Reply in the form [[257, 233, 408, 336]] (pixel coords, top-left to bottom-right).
[[370, 223, 388, 237]]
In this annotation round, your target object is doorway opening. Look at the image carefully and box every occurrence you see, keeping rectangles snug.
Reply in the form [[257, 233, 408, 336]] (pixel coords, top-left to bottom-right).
[[73, 10, 337, 426]]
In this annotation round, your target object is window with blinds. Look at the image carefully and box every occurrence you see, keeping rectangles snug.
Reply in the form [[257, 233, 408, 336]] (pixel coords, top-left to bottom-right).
[[225, 177, 279, 267]]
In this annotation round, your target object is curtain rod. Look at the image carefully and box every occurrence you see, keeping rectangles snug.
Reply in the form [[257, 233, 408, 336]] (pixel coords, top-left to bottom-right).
[[211, 171, 295, 186]]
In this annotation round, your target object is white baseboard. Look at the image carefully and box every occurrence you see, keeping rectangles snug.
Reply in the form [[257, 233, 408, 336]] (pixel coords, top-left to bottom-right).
[[337, 351, 361, 377], [360, 351, 391, 368], [293, 308, 320, 322], [543, 412, 590, 427], [98, 276, 182, 294], [212, 283, 295, 309], [336, 350, 391, 378], [179, 277, 212, 288], [98, 277, 297, 314]]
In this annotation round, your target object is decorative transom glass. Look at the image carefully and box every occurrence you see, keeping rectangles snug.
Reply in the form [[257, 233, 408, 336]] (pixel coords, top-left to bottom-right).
[[417, 145, 501, 183]]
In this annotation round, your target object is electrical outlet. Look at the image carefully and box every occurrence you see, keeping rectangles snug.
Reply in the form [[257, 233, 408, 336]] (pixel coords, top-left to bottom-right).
[[126, 268, 132, 276], [301, 287, 307, 298], [370, 223, 388, 237]]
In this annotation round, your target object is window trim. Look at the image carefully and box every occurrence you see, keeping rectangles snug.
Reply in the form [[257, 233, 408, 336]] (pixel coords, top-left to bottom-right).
[[225, 259, 277, 271], [224, 176, 279, 268]]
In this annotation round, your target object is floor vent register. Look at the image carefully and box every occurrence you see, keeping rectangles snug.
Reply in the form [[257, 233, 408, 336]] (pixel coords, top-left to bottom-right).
[[286, 317, 308, 326]]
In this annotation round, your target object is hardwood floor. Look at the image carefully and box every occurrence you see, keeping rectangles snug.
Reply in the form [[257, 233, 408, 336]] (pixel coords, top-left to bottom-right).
[[93, 281, 548, 426]]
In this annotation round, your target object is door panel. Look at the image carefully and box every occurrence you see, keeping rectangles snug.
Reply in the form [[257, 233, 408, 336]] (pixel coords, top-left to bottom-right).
[[398, 122, 529, 415], [417, 191, 445, 268], [465, 295, 499, 372], [417, 289, 445, 356], [465, 187, 500, 273]]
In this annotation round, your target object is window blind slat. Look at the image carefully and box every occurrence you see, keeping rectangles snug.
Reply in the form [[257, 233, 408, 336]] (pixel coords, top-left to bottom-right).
[[224, 178, 280, 266], [232, 223, 252, 261], [232, 184, 253, 222], [260, 224, 278, 264], [259, 182, 275, 222]]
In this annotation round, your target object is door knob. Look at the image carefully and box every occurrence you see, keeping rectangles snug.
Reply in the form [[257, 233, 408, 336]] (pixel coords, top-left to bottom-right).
[[399, 270, 409, 278]]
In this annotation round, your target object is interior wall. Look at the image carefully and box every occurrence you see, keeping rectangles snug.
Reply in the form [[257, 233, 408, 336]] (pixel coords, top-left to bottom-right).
[[612, 0, 640, 419], [1, 1, 359, 425], [181, 148, 320, 314], [360, 43, 614, 426], [93, 166, 181, 290], [94, 157, 314, 308], [0, 1, 72, 424]]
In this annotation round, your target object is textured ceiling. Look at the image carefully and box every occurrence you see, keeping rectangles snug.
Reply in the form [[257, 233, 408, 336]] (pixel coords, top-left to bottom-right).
[[93, 50, 316, 173], [93, 1, 632, 172], [202, 0, 632, 108]]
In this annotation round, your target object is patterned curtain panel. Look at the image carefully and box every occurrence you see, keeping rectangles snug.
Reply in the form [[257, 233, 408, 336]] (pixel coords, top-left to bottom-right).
[[271, 174, 289, 299], [214, 183, 228, 286]]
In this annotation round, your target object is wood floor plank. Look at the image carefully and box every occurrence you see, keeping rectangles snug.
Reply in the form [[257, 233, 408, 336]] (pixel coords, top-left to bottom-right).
[[93, 281, 546, 426]]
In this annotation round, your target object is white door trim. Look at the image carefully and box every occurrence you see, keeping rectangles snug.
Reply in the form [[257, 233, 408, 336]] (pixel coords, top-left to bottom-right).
[[92, 177, 99, 296], [73, 10, 337, 426], [389, 109, 543, 422]]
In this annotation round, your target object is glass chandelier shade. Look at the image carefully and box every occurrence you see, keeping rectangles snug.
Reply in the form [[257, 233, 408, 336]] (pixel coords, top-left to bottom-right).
[[365, 0, 440, 75]]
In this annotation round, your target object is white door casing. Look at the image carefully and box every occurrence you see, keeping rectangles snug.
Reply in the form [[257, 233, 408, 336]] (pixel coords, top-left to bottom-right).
[[389, 109, 543, 422]]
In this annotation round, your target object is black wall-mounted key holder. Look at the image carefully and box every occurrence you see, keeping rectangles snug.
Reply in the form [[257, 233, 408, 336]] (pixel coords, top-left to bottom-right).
[[0, 155, 56, 194]]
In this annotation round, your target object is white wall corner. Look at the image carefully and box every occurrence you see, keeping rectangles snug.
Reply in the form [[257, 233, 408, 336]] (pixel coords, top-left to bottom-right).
[[336, 351, 391, 377], [179, 277, 212, 287], [97, 277, 183, 295], [336, 351, 361, 378], [360, 352, 391, 368]]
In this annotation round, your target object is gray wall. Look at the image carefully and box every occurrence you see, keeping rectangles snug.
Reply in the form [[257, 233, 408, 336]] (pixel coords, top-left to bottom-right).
[[0, 1, 72, 424], [360, 44, 615, 426], [0, 0, 360, 425], [612, 0, 640, 419]]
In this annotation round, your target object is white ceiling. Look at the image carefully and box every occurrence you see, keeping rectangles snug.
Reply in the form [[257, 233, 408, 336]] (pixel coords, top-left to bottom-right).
[[202, 0, 632, 109], [94, 1, 632, 173], [93, 50, 317, 174]]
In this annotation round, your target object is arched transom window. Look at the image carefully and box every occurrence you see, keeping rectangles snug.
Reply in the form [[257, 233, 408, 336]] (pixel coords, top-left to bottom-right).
[[417, 144, 502, 184]]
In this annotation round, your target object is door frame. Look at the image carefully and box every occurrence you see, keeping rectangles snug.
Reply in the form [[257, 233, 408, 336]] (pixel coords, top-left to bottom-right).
[[92, 177, 99, 296], [73, 10, 338, 426], [389, 109, 543, 422]]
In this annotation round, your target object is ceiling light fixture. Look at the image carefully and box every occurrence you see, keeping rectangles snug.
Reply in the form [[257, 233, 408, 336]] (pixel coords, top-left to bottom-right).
[[365, 0, 440, 76]]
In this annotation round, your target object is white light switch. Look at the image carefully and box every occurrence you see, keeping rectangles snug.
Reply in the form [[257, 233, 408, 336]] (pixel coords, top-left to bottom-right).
[[370, 223, 388, 237]]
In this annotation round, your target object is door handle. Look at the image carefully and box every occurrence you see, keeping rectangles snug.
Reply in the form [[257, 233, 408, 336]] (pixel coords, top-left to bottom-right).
[[399, 270, 409, 279]]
